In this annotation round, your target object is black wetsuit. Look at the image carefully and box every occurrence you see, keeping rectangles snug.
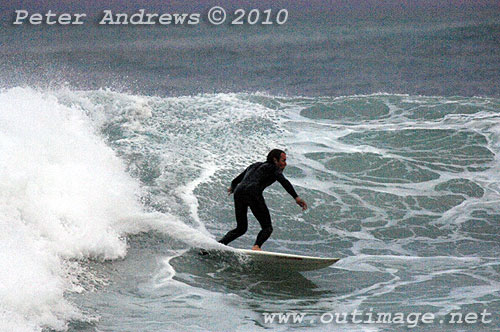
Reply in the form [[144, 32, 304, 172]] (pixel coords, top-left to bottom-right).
[[219, 161, 298, 247]]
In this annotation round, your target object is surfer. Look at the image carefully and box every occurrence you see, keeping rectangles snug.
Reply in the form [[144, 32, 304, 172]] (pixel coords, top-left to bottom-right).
[[219, 149, 308, 251]]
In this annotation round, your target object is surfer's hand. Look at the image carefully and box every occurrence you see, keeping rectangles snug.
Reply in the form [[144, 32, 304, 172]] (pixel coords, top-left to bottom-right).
[[296, 197, 308, 211], [227, 187, 233, 195]]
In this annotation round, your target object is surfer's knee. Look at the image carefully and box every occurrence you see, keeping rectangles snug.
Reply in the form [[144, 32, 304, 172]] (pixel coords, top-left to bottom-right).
[[235, 225, 247, 235]]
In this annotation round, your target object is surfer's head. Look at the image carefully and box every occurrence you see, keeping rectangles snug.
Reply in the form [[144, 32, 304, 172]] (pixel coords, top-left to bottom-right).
[[267, 149, 287, 170]]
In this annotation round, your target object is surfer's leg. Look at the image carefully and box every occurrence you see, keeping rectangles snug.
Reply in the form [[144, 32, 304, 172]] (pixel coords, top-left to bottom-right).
[[250, 198, 273, 248], [218, 195, 248, 245]]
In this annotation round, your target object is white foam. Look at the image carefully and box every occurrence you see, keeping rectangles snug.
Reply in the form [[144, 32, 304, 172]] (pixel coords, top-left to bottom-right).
[[0, 87, 195, 331]]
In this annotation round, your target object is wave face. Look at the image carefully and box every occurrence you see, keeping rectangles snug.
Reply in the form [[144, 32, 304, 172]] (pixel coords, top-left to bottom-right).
[[0, 87, 150, 330], [1, 87, 500, 331]]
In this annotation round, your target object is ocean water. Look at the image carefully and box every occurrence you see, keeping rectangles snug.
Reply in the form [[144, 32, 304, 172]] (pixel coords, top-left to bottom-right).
[[1, 2, 500, 332]]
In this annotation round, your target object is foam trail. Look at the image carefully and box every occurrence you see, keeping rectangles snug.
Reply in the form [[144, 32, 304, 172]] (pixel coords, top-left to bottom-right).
[[122, 212, 220, 249], [175, 163, 218, 234]]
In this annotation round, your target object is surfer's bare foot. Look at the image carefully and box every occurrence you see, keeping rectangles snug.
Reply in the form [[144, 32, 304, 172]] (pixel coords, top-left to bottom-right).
[[251, 245, 262, 251]]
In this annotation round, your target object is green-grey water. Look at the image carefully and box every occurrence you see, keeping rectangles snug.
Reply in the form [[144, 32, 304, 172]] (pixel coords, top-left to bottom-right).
[[1, 2, 499, 331]]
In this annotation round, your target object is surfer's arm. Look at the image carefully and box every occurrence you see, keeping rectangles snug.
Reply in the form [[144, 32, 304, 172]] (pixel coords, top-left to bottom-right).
[[229, 168, 247, 193], [276, 172, 308, 210], [275, 172, 299, 199]]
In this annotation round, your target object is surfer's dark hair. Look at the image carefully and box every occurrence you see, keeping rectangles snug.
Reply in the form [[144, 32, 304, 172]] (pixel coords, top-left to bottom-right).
[[267, 149, 285, 163]]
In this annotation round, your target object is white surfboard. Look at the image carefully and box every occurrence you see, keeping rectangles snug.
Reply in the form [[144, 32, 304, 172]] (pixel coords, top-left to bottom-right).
[[234, 249, 340, 271]]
